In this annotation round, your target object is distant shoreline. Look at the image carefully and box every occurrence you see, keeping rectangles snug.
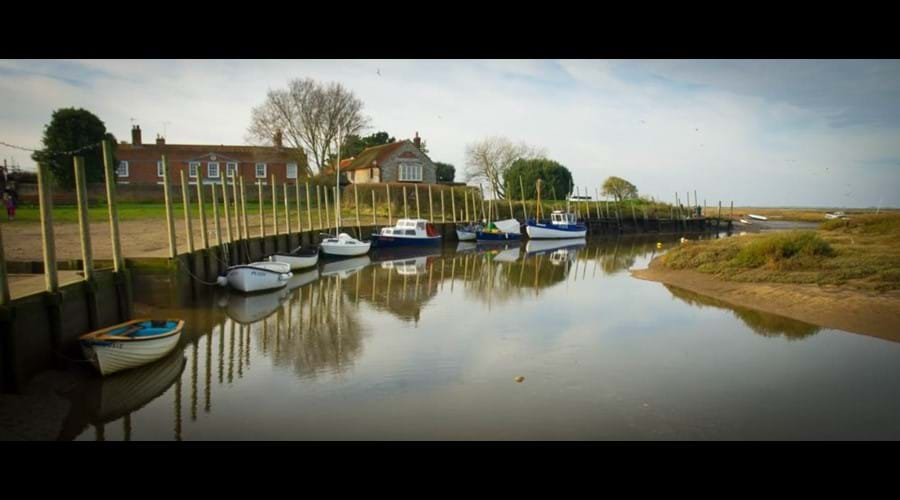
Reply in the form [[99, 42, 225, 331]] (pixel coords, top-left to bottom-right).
[[632, 257, 900, 343]]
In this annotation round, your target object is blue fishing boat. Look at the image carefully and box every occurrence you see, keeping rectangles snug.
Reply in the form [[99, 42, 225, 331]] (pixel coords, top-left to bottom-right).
[[525, 211, 587, 239], [371, 219, 442, 248]]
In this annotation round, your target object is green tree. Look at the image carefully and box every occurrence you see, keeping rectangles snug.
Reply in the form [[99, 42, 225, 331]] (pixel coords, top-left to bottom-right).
[[31, 108, 116, 189], [601, 176, 638, 202], [503, 157, 573, 200], [341, 131, 396, 158], [434, 162, 455, 182]]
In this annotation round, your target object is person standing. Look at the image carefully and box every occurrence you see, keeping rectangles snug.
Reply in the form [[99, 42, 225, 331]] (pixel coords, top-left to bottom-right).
[[4, 192, 15, 221]]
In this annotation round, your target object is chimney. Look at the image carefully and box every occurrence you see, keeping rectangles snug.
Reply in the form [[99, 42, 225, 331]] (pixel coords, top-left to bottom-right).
[[131, 125, 142, 145], [413, 131, 421, 150], [156, 135, 165, 146], [273, 130, 283, 148]]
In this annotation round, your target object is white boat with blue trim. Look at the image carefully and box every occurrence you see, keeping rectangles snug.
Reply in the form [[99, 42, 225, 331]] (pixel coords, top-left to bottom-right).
[[80, 318, 184, 376], [221, 261, 292, 293], [525, 211, 587, 239]]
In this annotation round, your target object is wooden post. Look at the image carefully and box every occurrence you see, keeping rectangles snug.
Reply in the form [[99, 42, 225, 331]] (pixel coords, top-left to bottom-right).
[[519, 176, 528, 221], [372, 190, 377, 226], [428, 184, 434, 222], [507, 191, 514, 220], [161, 155, 177, 258], [583, 187, 590, 220], [461, 187, 467, 222], [271, 174, 278, 236], [102, 141, 124, 272], [403, 185, 408, 219], [451, 187, 458, 223], [354, 183, 361, 235], [73, 156, 94, 282], [324, 184, 331, 229], [479, 185, 486, 221], [730, 201, 734, 219], [258, 180, 266, 238], [221, 176, 233, 256], [594, 188, 601, 219], [196, 176, 208, 250], [316, 184, 322, 230], [305, 182, 312, 231], [718, 200, 722, 220], [386, 184, 392, 226], [295, 181, 302, 233], [180, 171, 195, 253], [440, 188, 446, 223], [37, 163, 58, 292], [240, 176, 249, 244], [0, 223, 9, 306], [211, 185, 221, 250], [283, 182, 291, 240], [231, 176, 240, 240]]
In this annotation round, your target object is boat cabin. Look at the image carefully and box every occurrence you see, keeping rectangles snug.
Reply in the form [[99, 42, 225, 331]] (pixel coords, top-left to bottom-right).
[[379, 219, 439, 237], [550, 211, 578, 226]]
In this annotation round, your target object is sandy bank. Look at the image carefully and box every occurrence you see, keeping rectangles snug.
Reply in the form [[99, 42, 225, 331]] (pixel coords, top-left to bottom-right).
[[632, 257, 900, 343]]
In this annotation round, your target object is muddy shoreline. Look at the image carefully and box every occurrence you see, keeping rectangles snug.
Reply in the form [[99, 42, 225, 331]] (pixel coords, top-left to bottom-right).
[[632, 257, 900, 343]]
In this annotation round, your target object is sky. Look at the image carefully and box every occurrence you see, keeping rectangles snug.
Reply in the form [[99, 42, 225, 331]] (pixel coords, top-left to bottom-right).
[[1, 59, 899, 208]]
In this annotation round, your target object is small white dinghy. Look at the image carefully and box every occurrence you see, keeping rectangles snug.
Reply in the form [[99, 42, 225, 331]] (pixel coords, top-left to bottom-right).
[[747, 214, 768, 221], [80, 318, 184, 376], [220, 261, 292, 293], [321, 232, 372, 257], [268, 246, 319, 270]]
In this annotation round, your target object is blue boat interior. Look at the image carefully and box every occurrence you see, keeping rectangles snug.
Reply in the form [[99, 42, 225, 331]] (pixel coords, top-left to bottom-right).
[[108, 320, 177, 337]]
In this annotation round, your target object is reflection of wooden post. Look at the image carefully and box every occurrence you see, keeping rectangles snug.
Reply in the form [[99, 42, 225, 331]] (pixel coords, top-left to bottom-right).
[[161, 155, 177, 258], [386, 184, 392, 225], [428, 184, 434, 221], [74, 156, 94, 282], [37, 163, 58, 292], [305, 182, 312, 231], [102, 141, 124, 271], [258, 180, 265, 238], [180, 171, 194, 253], [271, 174, 278, 236], [316, 184, 322, 230], [196, 176, 208, 249], [440, 188, 446, 223]]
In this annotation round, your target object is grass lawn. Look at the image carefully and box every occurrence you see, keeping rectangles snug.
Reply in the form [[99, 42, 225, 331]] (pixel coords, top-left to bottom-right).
[[661, 214, 900, 291]]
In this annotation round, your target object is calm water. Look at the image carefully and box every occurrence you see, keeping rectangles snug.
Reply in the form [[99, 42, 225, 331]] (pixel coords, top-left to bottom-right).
[[30, 236, 900, 440]]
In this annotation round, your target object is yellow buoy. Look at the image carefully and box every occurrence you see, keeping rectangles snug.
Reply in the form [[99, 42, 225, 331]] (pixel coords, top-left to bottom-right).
[[514, 376, 525, 383], [656, 242, 663, 248]]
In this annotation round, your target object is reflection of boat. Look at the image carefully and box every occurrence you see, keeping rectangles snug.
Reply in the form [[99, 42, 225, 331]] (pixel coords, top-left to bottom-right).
[[224, 287, 288, 324], [223, 261, 292, 293], [490, 246, 521, 263], [268, 246, 319, 270], [88, 348, 187, 423], [381, 256, 430, 275], [321, 255, 371, 279], [370, 243, 443, 263], [525, 211, 587, 239], [286, 268, 320, 291], [80, 319, 184, 376], [371, 219, 442, 248], [476, 218, 523, 242], [525, 238, 586, 256], [455, 241, 478, 254], [739, 218, 751, 225], [748, 214, 768, 221], [320, 232, 372, 257]]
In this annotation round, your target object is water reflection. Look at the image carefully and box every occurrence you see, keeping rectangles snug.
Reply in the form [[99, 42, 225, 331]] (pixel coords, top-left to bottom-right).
[[664, 284, 821, 340]]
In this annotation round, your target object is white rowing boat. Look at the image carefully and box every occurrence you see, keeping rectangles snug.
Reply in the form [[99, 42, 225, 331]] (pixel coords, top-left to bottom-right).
[[222, 261, 292, 293], [80, 318, 184, 376], [268, 246, 319, 270]]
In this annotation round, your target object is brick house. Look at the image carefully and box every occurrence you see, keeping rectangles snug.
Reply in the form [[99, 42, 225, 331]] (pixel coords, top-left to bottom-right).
[[113, 125, 307, 186], [332, 133, 437, 185]]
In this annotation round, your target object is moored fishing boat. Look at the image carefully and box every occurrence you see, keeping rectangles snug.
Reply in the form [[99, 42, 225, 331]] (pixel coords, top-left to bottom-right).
[[80, 318, 184, 376], [371, 219, 442, 248], [220, 261, 292, 293], [525, 211, 587, 239], [476, 218, 523, 242], [455, 223, 480, 241], [268, 245, 319, 270]]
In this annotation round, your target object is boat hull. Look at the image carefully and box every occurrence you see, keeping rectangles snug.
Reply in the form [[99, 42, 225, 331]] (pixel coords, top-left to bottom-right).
[[525, 222, 587, 239], [268, 251, 318, 270], [370, 234, 442, 248], [226, 263, 292, 293], [456, 230, 477, 241], [81, 329, 182, 377], [476, 231, 522, 242], [321, 241, 371, 257]]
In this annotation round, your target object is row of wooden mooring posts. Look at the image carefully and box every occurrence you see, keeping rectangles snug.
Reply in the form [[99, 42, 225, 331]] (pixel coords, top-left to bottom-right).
[[0, 141, 132, 392]]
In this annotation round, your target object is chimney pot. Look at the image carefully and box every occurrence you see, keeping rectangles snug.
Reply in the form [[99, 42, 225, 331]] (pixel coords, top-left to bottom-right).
[[413, 131, 421, 149], [273, 130, 283, 148], [131, 125, 142, 146], [156, 135, 165, 146]]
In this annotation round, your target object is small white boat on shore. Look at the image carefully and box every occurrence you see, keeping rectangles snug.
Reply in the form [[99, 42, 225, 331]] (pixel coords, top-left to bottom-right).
[[80, 318, 184, 376], [268, 246, 319, 270], [747, 214, 768, 221], [321, 232, 372, 257], [825, 211, 847, 220], [220, 261, 292, 293]]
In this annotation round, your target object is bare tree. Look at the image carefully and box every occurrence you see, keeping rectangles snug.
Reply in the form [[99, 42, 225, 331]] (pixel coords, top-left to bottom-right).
[[248, 78, 370, 175], [464, 137, 544, 199]]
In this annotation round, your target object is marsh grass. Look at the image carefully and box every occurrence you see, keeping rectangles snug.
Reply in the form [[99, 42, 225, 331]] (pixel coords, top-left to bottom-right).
[[662, 214, 900, 291]]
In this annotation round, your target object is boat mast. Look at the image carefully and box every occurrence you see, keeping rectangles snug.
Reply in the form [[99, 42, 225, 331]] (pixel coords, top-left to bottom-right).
[[335, 126, 341, 235]]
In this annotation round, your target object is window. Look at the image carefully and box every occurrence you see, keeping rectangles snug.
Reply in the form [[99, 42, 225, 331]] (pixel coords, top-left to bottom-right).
[[398, 162, 422, 182], [286, 163, 297, 179], [157, 160, 164, 178], [208, 162, 220, 178], [255, 163, 267, 178], [116, 161, 129, 177], [189, 162, 200, 178], [226, 162, 237, 177]]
